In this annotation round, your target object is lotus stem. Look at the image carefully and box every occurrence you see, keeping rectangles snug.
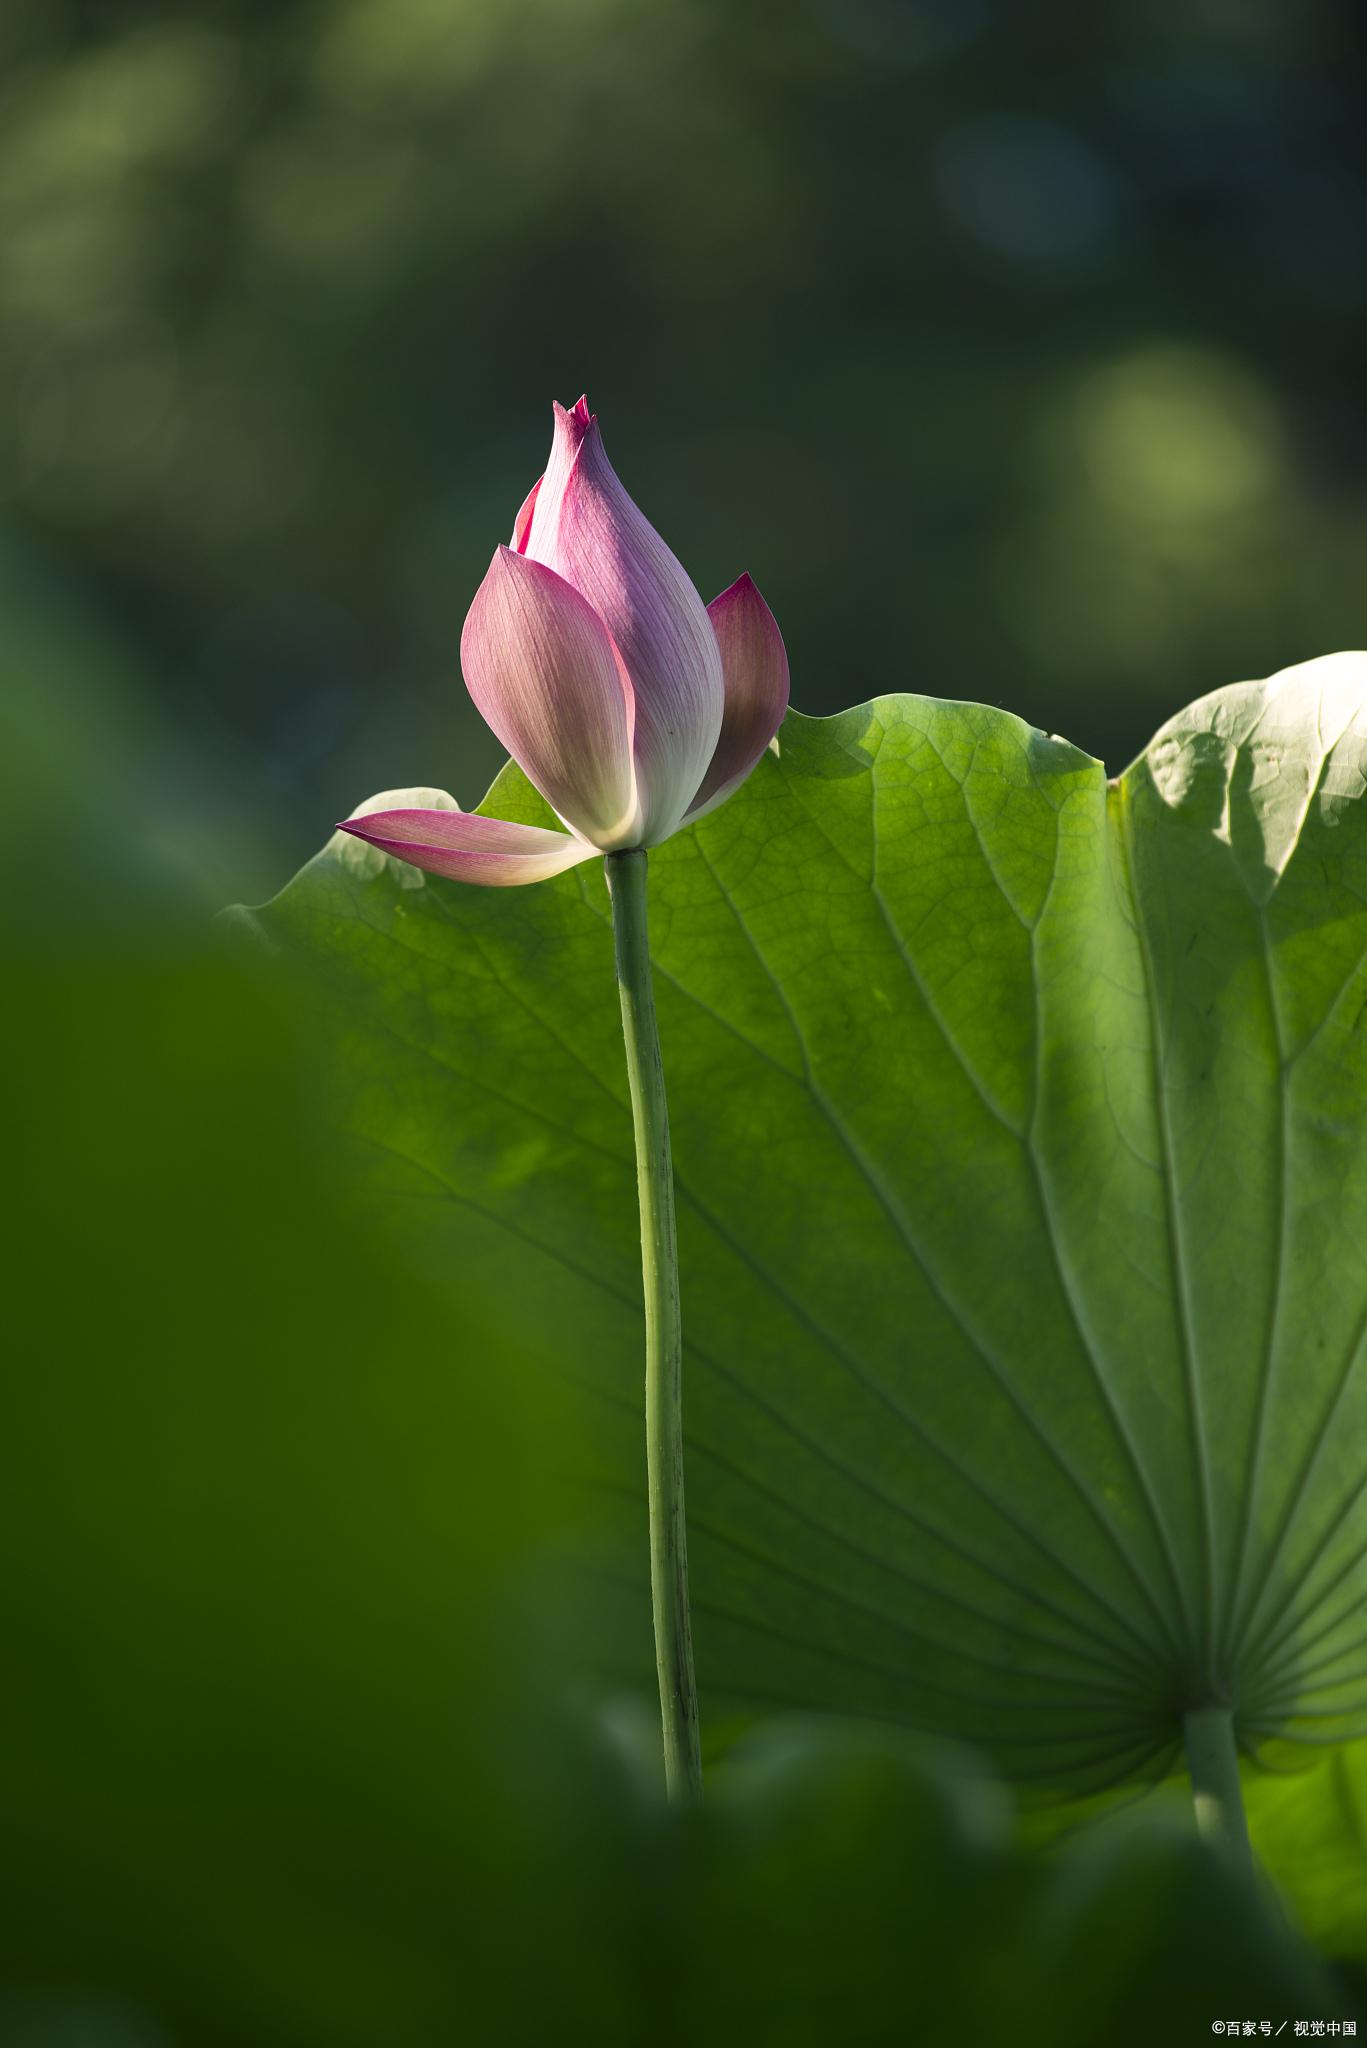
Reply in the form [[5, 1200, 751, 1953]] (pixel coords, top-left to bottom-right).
[[606, 848, 702, 1803], [1182, 1706, 1251, 1873]]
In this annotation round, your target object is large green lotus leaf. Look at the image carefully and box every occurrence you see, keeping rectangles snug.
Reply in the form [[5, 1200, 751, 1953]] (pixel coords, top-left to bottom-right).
[[247, 653, 1367, 1803], [1245, 1736, 1367, 1964]]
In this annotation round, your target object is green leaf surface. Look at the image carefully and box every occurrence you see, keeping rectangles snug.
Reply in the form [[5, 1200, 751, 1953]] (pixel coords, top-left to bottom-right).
[[247, 653, 1367, 1802], [1246, 1737, 1367, 1963]]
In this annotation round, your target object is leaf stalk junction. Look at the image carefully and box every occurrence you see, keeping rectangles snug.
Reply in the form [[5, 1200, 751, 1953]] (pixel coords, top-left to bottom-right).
[[1183, 1705, 1252, 1873]]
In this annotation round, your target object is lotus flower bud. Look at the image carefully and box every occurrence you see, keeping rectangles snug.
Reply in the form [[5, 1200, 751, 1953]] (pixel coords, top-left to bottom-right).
[[341, 398, 789, 885]]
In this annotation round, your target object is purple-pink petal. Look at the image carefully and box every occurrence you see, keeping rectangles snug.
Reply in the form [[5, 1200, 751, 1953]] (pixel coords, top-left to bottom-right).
[[684, 574, 790, 823], [533, 396, 591, 538], [523, 400, 723, 846], [460, 544, 641, 849], [337, 807, 597, 887], [511, 477, 541, 553]]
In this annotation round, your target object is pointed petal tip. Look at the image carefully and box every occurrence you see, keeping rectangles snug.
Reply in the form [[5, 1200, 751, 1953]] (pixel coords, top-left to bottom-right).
[[550, 397, 597, 463], [709, 569, 766, 612]]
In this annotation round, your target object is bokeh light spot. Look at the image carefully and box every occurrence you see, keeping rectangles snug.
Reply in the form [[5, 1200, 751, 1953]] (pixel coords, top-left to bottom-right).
[[1074, 345, 1280, 524]]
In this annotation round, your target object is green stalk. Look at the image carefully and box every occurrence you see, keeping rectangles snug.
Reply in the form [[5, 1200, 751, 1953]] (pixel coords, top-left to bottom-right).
[[606, 848, 702, 1803], [1183, 1706, 1251, 1873]]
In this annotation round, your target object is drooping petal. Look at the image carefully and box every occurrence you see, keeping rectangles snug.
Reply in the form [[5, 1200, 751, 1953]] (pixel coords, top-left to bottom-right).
[[337, 807, 597, 887], [524, 400, 723, 845], [460, 544, 641, 849], [510, 476, 541, 553], [683, 574, 790, 823]]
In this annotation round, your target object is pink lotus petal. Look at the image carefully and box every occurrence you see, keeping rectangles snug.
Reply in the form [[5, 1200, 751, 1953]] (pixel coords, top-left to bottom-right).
[[684, 574, 790, 823], [524, 400, 723, 845], [530, 398, 591, 547], [337, 808, 597, 887], [511, 476, 541, 554], [460, 544, 641, 849]]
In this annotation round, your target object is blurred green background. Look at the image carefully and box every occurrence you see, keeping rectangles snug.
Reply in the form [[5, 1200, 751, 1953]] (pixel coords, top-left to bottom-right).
[[4, 2, 1366, 2040], [2, 0, 1364, 902]]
